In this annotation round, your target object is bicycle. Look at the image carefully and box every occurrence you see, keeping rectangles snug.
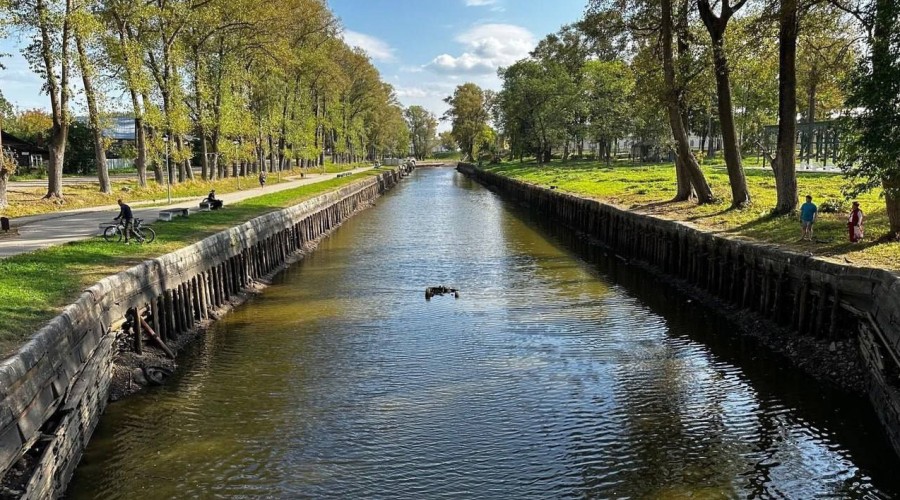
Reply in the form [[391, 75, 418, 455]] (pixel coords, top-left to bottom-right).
[[103, 218, 156, 244]]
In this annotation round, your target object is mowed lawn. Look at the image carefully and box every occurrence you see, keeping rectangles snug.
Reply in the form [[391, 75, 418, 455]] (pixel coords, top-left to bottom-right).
[[1, 162, 363, 219], [0, 170, 383, 356], [486, 159, 899, 271]]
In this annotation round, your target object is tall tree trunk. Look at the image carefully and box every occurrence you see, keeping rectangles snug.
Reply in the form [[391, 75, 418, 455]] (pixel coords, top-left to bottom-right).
[[38, 0, 72, 199], [201, 136, 209, 180], [135, 116, 147, 187], [699, 0, 751, 207], [662, 0, 714, 203], [805, 72, 817, 163], [116, 20, 147, 188], [183, 136, 194, 180], [0, 123, 9, 209], [0, 170, 8, 209], [75, 30, 110, 193], [772, 0, 799, 214], [872, 0, 900, 233]]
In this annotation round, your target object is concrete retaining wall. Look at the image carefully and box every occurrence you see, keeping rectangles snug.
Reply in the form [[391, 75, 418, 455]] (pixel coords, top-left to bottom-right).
[[458, 162, 900, 458], [0, 166, 411, 498]]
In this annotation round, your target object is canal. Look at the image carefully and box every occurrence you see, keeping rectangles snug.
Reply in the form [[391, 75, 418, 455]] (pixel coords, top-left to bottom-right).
[[69, 167, 900, 498]]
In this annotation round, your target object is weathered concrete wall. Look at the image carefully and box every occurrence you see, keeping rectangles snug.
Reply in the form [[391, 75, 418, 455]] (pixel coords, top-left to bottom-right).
[[0, 166, 411, 498], [458, 162, 900, 458]]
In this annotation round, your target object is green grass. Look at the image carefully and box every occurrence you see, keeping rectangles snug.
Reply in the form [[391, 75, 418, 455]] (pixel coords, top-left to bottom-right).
[[2, 161, 368, 219], [0, 169, 384, 355], [486, 158, 899, 271]]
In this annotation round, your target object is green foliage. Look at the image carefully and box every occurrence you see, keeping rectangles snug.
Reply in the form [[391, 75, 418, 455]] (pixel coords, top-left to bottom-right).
[[840, 0, 900, 202], [6, 108, 52, 146], [404, 105, 438, 160], [443, 83, 489, 161], [63, 121, 95, 174], [819, 198, 845, 214], [498, 59, 577, 162], [0, 169, 383, 350]]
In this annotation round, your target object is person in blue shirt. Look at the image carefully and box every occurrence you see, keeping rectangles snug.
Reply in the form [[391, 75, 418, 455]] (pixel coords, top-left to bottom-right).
[[799, 195, 817, 241]]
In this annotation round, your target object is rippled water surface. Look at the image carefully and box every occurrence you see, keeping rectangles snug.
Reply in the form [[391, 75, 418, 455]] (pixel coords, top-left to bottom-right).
[[69, 168, 900, 498]]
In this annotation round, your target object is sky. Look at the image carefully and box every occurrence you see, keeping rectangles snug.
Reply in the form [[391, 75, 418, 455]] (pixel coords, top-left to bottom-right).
[[330, 0, 587, 127], [0, 0, 587, 129]]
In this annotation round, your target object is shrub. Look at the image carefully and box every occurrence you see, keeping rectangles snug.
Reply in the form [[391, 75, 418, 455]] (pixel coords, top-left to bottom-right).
[[819, 198, 846, 213]]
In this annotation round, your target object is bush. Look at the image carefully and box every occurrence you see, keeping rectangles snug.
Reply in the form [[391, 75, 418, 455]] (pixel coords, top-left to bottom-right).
[[819, 198, 846, 213]]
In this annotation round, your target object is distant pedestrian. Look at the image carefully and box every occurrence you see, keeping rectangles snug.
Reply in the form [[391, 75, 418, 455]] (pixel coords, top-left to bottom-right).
[[258, 170, 267, 188], [114, 199, 134, 244], [848, 201, 864, 243], [799, 195, 817, 241]]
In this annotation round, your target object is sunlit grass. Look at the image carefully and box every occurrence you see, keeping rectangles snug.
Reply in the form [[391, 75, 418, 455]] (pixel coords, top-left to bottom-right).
[[1, 161, 367, 219], [485, 158, 899, 270], [0, 169, 384, 355]]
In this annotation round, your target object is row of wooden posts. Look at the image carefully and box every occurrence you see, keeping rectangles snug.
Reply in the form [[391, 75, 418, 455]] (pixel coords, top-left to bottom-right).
[[121, 169, 404, 356], [472, 166, 861, 345]]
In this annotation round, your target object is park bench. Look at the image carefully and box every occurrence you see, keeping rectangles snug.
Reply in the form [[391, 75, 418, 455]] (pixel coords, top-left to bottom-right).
[[158, 207, 190, 222], [336, 172, 352, 179]]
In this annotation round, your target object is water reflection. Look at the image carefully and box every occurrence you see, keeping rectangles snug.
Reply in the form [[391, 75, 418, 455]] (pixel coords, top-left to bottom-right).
[[68, 168, 900, 499]]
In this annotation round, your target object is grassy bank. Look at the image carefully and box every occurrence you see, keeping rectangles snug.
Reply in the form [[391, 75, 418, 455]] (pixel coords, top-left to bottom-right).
[[2, 162, 364, 219], [485, 159, 898, 270], [0, 169, 383, 355]]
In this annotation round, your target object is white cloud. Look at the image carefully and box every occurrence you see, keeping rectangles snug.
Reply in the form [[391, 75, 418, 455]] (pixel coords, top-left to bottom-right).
[[426, 23, 535, 75], [464, 0, 504, 11], [342, 30, 396, 62]]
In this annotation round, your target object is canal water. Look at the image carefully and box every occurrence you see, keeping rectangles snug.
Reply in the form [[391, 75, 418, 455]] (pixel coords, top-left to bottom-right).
[[69, 168, 900, 498]]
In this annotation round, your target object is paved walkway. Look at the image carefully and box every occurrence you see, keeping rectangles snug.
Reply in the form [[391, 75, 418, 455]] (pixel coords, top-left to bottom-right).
[[0, 167, 373, 259]]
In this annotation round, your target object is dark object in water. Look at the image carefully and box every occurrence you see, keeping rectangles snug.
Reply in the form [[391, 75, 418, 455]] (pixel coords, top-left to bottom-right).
[[425, 285, 460, 300], [143, 365, 175, 386]]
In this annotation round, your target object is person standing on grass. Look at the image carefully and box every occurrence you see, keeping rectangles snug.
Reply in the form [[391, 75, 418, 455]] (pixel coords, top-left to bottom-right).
[[258, 170, 267, 188], [799, 195, 818, 241], [848, 201, 864, 243], [114, 199, 134, 244]]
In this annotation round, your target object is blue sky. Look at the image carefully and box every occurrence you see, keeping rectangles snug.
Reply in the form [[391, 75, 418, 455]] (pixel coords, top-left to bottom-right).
[[331, 0, 586, 126], [0, 0, 587, 128]]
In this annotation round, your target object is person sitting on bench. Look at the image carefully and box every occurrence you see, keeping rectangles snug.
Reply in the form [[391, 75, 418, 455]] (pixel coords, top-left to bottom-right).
[[204, 190, 223, 210]]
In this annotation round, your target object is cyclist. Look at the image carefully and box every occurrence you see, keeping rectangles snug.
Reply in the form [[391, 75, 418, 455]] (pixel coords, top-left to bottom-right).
[[205, 189, 223, 210], [114, 199, 134, 243]]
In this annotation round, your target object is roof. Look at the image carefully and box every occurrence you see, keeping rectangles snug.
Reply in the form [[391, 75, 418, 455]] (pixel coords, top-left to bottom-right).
[[74, 116, 136, 140], [1, 131, 48, 154]]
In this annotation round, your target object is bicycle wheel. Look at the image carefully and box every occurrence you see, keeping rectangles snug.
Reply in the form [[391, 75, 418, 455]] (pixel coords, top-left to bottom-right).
[[139, 226, 156, 244], [103, 225, 122, 243]]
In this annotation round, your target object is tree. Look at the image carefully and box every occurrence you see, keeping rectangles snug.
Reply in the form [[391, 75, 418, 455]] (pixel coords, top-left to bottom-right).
[[73, 0, 110, 192], [582, 59, 634, 162], [796, 7, 858, 164], [498, 59, 576, 163], [771, 0, 800, 214], [404, 105, 437, 160], [0, 119, 14, 209], [698, 0, 751, 207], [438, 131, 456, 152], [841, 0, 900, 233], [6, 109, 52, 146], [11, 0, 74, 198], [443, 83, 489, 161], [661, 0, 715, 203]]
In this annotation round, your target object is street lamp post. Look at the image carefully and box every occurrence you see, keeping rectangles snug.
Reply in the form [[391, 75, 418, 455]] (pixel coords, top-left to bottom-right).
[[163, 135, 171, 204]]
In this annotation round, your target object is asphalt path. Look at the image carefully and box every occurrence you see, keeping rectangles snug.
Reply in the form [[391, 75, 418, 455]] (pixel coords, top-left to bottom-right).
[[0, 167, 373, 259]]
